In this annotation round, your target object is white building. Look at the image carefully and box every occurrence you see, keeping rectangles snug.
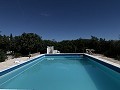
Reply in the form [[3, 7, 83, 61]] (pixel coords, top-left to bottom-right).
[[47, 46, 60, 54]]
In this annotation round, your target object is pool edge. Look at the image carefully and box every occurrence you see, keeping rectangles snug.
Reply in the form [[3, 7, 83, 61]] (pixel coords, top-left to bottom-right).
[[1, 53, 120, 76], [84, 53, 120, 73], [0, 54, 45, 76]]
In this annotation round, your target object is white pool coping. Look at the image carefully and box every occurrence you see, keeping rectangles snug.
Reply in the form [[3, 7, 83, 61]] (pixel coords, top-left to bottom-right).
[[0, 54, 45, 73], [84, 53, 120, 68]]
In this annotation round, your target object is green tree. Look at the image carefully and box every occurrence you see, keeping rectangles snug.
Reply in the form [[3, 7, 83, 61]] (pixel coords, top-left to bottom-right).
[[19, 33, 42, 55], [0, 50, 7, 62]]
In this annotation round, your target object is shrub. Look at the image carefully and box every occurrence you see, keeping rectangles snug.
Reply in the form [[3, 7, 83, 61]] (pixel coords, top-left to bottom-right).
[[14, 53, 22, 58], [116, 55, 120, 61], [0, 50, 7, 62]]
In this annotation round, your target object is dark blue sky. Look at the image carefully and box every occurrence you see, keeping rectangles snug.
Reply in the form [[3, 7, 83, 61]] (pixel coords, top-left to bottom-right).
[[0, 0, 120, 41]]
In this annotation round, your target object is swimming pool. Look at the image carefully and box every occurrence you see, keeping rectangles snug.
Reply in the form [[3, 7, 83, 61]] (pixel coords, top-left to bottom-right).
[[0, 54, 120, 90]]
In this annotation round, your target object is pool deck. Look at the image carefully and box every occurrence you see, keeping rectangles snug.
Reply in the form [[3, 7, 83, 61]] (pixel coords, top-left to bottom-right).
[[93, 54, 120, 65], [0, 53, 42, 71], [86, 53, 120, 68], [0, 53, 120, 72]]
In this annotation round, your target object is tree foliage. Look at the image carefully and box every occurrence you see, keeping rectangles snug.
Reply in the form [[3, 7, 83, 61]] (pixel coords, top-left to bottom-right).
[[0, 33, 120, 61], [0, 50, 7, 62]]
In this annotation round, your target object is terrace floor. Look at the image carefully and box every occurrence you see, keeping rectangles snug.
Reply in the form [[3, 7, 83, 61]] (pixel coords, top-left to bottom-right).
[[0, 52, 40, 71], [93, 54, 120, 65]]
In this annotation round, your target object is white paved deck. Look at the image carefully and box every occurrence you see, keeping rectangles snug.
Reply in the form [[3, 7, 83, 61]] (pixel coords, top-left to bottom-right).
[[85, 53, 120, 68], [0, 53, 43, 71]]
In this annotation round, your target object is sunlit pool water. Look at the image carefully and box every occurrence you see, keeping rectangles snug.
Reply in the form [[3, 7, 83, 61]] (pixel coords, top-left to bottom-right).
[[0, 55, 120, 90]]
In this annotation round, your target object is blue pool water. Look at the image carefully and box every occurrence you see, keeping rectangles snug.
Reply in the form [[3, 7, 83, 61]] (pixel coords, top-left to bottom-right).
[[0, 55, 120, 90]]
